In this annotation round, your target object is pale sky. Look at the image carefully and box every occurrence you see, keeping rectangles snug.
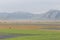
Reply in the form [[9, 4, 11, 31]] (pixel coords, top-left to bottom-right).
[[0, 0, 60, 14]]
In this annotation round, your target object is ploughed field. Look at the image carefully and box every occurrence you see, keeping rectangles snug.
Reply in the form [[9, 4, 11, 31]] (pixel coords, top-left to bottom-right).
[[0, 23, 60, 40]]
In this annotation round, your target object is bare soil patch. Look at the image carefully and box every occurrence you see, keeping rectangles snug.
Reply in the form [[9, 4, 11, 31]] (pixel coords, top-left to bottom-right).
[[0, 24, 60, 30]]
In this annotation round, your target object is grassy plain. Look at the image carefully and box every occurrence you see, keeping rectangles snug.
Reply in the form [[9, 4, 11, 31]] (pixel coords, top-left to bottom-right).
[[0, 23, 60, 40], [0, 29, 60, 40]]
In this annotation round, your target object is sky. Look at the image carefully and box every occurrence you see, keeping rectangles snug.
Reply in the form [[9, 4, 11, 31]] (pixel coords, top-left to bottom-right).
[[0, 0, 60, 14]]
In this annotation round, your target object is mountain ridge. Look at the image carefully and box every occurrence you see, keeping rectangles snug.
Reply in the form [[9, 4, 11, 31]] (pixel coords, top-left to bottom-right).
[[0, 10, 60, 20]]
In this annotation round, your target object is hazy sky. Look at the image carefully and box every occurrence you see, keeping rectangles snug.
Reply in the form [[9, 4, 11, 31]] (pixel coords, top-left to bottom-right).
[[0, 0, 60, 14]]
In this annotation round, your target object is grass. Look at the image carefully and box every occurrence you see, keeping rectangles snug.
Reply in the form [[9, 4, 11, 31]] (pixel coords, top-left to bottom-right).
[[6, 35, 60, 40], [0, 23, 60, 40], [0, 29, 60, 40]]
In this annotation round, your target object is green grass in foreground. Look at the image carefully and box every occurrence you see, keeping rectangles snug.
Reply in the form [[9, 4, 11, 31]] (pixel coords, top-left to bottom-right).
[[0, 29, 60, 40]]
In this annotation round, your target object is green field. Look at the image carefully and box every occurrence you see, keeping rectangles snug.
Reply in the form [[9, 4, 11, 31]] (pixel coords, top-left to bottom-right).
[[0, 29, 60, 40], [0, 23, 60, 40]]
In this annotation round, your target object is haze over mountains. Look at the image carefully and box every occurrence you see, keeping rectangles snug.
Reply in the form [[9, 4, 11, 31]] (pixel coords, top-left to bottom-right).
[[0, 10, 60, 20], [38, 10, 60, 20]]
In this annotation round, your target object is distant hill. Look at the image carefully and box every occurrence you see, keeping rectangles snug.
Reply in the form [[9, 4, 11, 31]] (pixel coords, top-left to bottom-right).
[[0, 12, 33, 20], [39, 10, 60, 20], [0, 10, 60, 20]]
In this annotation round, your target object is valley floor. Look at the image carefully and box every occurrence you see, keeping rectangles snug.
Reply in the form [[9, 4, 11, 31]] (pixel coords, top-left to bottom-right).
[[0, 23, 60, 40]]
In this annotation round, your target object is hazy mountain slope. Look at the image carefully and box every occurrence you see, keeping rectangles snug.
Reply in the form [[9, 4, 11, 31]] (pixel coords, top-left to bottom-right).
[[7, 12, 33, 20], [0, 10, 60, 20], [40, 10, 60, 20], [0, 12, 33, 20]]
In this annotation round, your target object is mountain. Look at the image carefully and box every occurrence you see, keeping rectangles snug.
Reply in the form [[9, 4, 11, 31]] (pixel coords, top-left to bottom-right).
[[0, 10, 60, 20], [39, 10, 60, 20], [0, 12, 33, 20]]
